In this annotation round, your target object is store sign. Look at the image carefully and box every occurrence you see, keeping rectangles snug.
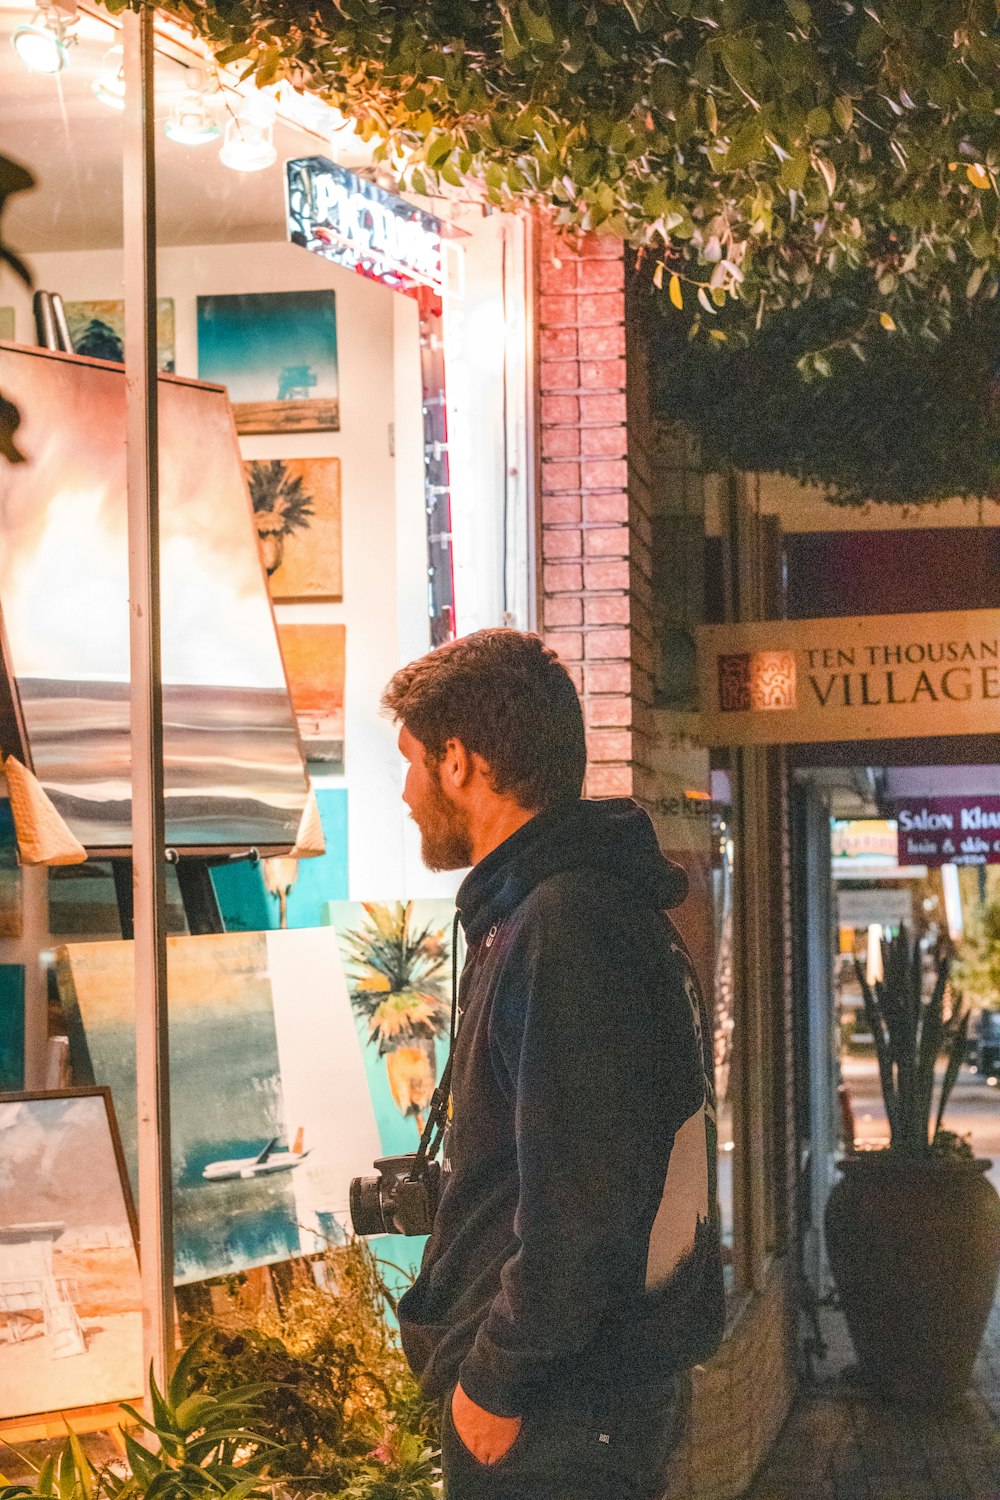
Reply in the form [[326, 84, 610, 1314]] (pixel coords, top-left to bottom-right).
[[895, 795, 1000, 866], [837, 887, 914, 930], [286, 155, 444, 296], [831, 819, 897, 864], [698, 608, 1000, 745]]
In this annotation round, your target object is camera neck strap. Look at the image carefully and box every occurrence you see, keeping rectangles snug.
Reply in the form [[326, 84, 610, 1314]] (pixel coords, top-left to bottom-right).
[[407, 908, 462, 1182]]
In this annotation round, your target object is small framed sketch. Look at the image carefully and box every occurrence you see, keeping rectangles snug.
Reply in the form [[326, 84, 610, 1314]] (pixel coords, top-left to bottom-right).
[[198, 291, 339, 434], [246, 456, 343, 601], [0, 1088, 143, 1428]]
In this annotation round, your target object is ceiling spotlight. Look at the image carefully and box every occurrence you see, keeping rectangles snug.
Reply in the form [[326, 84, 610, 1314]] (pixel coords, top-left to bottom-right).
[[12, 2, 76, 74], [92, 44, 125, 109], [219, 105, 276, 172], [165, 87, 220, 145]]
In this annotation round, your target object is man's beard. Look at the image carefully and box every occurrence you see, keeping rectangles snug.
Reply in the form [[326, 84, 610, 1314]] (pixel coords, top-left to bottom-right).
[[416, 769, 473, 871]]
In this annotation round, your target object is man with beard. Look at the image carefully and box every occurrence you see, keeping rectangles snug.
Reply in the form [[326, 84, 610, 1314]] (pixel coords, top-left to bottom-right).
[[383, 629, 724, 1500]]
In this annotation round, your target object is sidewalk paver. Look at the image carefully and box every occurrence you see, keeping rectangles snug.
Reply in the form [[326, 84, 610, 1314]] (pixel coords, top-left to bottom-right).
[[745, 1296, 1000, 1500]]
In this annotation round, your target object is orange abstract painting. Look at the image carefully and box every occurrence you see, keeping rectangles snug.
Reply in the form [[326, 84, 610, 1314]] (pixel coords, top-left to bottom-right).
[[278, 624, 346, 771]]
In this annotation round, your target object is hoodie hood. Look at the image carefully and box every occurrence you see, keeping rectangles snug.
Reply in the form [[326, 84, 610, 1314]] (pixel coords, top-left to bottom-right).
[[456, 797, 688, 942]]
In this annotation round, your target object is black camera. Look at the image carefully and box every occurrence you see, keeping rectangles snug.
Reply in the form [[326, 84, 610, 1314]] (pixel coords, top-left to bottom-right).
[[350, 1153, 442, 1236]]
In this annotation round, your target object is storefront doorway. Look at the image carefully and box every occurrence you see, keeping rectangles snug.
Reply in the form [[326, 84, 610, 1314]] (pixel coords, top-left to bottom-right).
[[792, 745, 1000, 1302]]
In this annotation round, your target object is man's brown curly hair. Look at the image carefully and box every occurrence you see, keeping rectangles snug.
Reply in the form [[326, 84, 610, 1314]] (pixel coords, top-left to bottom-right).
[[382, 629, 586, 813]]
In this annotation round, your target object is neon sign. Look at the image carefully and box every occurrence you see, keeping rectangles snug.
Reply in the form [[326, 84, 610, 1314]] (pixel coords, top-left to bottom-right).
[[286, 156, 445, 298]]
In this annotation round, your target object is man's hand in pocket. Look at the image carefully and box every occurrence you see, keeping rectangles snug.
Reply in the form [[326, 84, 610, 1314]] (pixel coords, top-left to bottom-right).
[[451, 1383, 522, 1465]]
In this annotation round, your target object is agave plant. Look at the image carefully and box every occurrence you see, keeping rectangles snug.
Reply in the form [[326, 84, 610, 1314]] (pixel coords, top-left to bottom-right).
[[0, 1336, 275, 1500], [246, 460, 314, 576], [343, 904, 450, 1136], [855, 928, 971, 1159]]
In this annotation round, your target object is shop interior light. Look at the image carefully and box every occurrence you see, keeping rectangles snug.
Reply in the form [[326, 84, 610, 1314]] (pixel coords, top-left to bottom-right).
[[219, 104, 276, 172], [12, 1, 76, 74], [92, 44, 125, 109], [165, 83, 220, 145]]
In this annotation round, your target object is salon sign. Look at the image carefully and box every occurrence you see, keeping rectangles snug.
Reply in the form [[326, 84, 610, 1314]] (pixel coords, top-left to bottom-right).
[[698, 608, 1000, 745], [895, 797, 1000, 867]]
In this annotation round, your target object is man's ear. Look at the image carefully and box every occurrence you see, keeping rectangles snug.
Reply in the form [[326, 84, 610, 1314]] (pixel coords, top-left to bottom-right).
[[441, 737, 473, 791]]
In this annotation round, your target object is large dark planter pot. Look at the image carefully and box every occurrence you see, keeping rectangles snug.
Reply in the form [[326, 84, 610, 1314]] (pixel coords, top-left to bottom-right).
[[825, 1152, 1000, 1405]]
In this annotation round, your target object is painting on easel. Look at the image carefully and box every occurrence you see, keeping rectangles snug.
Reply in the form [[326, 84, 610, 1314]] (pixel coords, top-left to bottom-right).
[[0, 1089, 142, 1424]]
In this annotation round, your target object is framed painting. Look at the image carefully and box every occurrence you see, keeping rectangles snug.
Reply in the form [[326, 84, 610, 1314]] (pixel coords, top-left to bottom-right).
[[0, 1088, 142, 1426], [246, 457, 343, 601], [57, 929, 381, 1284], [197, 291, 339, 434], [0, 344, 309, 853], [64, 298, 175, 373], [278, 624, 346, 771], [0, 798, 20, 940]]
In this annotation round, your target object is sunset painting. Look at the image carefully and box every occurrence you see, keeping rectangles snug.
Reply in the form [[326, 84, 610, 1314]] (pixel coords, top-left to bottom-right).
[[0, 345, 309, 850], [278, 623, 346, 770]]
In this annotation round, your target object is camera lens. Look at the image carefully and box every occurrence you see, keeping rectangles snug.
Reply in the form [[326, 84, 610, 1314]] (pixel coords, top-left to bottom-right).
[[350, 1174, 389, 1236]]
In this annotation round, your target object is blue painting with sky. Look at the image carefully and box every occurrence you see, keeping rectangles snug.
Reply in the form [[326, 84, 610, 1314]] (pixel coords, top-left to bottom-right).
[[197, 291, 339, 434]]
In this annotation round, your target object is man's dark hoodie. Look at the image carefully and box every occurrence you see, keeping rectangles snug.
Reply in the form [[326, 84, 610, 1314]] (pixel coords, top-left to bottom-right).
[[398, 797, 725, 1419]]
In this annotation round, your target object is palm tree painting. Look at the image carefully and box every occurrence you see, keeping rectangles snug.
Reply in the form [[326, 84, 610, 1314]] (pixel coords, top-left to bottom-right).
[[244, 457, 342, 601], [246, 460, 315, 577], [342, 903, 451, 1138]]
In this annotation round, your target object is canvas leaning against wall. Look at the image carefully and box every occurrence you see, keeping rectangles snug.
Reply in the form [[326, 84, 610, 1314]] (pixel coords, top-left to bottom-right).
[[0, 344, 310, 851], [246, 457, 343, 601], [197, 291, 339, 434], [57, 929, 382, 1284], [0, 1089, 142, 1424]]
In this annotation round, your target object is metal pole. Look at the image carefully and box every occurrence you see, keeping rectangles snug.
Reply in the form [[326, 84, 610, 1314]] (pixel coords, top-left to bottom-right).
[[123, 2, 174, 1394]]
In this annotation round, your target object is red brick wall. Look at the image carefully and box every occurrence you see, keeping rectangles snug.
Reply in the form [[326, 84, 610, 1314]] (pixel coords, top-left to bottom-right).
[[536, 222, 655, 802]]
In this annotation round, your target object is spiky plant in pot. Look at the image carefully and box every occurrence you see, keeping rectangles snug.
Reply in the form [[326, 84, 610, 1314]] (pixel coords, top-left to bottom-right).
[[826, 926, 1000, 1405], [854, 930, 970, 1158]]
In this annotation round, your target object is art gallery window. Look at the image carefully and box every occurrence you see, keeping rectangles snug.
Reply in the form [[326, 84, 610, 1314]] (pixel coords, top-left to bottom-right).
[[0, 0, 534, 1418]]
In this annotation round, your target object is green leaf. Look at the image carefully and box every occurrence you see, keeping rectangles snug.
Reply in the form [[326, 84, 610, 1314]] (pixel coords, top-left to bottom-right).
[[517, 0, 556, 47], [213, 42, 253, 65], [832, 95, 854, 133], [785, 0, 812, 23], [966, 263, 987, 299]]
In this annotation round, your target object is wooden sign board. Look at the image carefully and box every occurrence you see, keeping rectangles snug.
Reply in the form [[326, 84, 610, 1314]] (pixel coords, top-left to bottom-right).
[[698, 608, 1000, 746]]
